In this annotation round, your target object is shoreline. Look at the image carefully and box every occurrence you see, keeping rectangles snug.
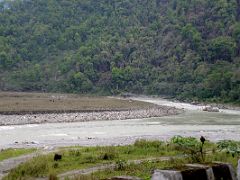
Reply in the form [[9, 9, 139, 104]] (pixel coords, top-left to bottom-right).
[[0, 105, 183, 126]]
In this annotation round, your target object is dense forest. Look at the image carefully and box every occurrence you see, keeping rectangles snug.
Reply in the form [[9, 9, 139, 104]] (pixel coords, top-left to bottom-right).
[[0, 0, 239, 103]]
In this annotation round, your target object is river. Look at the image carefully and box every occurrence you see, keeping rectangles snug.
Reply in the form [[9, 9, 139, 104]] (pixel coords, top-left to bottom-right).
[[0, 97, 240, 149]]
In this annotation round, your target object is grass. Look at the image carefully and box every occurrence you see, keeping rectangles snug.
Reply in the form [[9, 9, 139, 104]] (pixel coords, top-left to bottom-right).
[[79, 151, 239, 180], [89, 158, 189, 180], [3, 139, 239, 180], [0, 92, 153, 114], [4, 140, 182, 179], [0, 148, 36, 161]]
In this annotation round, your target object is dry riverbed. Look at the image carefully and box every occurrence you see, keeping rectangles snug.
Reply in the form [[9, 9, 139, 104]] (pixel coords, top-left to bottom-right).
[[0, 92, 182, 126]]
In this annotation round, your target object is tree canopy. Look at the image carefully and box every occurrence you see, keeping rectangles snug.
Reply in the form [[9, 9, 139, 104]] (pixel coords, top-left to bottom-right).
[[0, 0, 239, 103]]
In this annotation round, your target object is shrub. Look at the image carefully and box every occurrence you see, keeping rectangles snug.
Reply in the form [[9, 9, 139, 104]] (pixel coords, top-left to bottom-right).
[[170, 136, 205, 162], [217, 140, 240, 157], [115, 160, 128, 170], [100, 147, 119, 160]]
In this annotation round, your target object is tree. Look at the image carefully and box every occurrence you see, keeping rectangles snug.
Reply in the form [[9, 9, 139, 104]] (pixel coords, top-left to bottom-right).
[[181, 23, 202, 50], [208, 36, 236, 62], [70, 72, 93, 93], [0, 51, 10, 68]]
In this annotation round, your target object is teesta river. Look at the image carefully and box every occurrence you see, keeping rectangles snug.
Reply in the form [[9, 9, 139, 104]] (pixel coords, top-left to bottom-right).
[[0, 97, 240, 149]]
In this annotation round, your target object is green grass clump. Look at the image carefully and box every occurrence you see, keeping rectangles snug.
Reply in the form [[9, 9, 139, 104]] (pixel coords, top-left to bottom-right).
[[100, 147, 119, 160], [84, 158, 189, 180], [0, 148, 36, 161], [134, 139, 163, 149], [4, 155, 51, 179]]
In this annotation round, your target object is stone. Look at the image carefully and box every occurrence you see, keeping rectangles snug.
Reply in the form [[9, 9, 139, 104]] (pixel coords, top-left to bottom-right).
[[152, 170, 183, 180], [203, 106, 219, 112]]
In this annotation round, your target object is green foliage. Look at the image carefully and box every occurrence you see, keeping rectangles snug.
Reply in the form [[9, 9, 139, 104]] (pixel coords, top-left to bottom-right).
[[115, 160, 128, 170], [217, 140, 240, 157], [171, 136, 205, 162], [100, 147, 119, 160], [182, 23, 202, 49], [0, 0, 239, 103], [208, 36, 236, 62]]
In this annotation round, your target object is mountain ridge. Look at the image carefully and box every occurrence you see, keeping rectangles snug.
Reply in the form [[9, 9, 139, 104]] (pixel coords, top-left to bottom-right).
[[0, 0, 239, 103]]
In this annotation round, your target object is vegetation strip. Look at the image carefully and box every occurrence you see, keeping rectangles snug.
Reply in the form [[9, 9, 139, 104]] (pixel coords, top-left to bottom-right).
[[0, 148, 36, 162], [4, 137, 240, 179], [58, 156, 173, 179]]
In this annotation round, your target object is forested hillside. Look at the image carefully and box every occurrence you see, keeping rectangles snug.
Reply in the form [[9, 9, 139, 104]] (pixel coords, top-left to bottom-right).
[[0, 0, 239, 103]]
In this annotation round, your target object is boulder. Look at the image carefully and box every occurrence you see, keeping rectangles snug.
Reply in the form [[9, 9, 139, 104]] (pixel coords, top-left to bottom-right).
[[203, 106, 219, 112]]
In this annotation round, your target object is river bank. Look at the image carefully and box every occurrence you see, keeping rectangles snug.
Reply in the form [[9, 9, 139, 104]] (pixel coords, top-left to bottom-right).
[[0, 105, 182, 126], [0, 96, 240, 149]]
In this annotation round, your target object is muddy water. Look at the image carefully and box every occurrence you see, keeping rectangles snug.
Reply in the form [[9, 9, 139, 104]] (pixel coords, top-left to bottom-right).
[[0, 97, 240, 148]]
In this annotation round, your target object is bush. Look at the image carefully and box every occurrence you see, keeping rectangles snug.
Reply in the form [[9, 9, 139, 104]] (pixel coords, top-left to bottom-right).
[[170, 136, 205, 162], [217, 140, 240, 157], [100, 147, 119, 160], [115, 160, 128, 170]]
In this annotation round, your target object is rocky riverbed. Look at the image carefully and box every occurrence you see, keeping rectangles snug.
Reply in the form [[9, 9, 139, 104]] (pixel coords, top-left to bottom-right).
[[0, 105, 182, 126]]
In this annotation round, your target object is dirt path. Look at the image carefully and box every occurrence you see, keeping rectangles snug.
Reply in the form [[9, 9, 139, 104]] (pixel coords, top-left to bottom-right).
[[58, 156, 174, 180]]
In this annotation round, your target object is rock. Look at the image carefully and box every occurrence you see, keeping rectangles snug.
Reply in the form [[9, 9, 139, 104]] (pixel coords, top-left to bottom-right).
[[152, 170, 183, 180], [31, 141, 39, 144], [203, 106, 219, 112]]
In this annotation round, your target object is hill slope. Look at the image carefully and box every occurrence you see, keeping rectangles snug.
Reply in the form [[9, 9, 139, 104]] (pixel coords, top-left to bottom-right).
[[0, 0, 239, 103]]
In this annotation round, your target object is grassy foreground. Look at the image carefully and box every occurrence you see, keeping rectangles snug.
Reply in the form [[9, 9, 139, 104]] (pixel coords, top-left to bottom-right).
[[4, 138, 239, 180], [0, 92, 152, 114], [0, 148, 36, 161]]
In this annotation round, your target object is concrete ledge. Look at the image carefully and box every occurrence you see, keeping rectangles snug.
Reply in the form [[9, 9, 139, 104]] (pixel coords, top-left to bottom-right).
[[151, 162, 237, 180]]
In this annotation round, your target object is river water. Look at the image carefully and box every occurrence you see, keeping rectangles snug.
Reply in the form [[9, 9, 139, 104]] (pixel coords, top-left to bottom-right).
[[0, 97, 240, 149]]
